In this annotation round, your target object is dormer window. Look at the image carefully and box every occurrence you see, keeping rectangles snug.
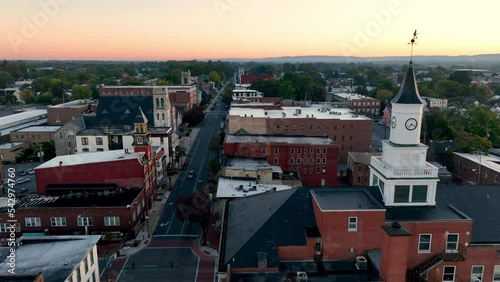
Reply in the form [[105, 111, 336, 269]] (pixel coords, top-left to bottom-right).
[[137, 136, 143, 144]]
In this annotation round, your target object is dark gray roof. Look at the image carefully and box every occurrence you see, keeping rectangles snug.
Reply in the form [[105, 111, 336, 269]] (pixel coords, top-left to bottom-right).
[[391, 64, 424, 105], [223, 188, 317, 268], [0, 236, 101, 281], [311, 188, 385, 211], [95, 96, 154, 127], [436, 185, 500, 243], [382, 222, 412, 236]]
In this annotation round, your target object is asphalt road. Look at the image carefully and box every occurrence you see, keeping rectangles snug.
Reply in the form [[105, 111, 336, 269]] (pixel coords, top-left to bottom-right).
[[154, 98, 225, 238], [2, 161, 41, 194]]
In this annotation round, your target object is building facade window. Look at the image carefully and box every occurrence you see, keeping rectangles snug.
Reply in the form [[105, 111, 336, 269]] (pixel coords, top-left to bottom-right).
[[412, 185, 428, 202], [104, 216, 120, 226], [274, 148, 279, 154], [81, 137, 89, 145], [51, 217, 67, 227], [372, 175, 378, 186], [25, 217, 41, 227], [470, 265, 483, 281], [289, 158, 294, 164], [262, 148, 266, 154], [446, 234, 459, 251], [418, 234, 431, 253], [348, 217, 358, 231], [297, 148, 301, 154], [394, 185, 410, 203], [82, 148, 89, 152], [137, 136, 143, 144], [0, 223, 20, 233], [493, 265, 500, 281], [442, 266, 455, 281], [274, 158, 278, 164], [97, 148, 104, 152], [96, 137, 103, 145], [291, 148, 295, 154], [77, 217, 93, 226]]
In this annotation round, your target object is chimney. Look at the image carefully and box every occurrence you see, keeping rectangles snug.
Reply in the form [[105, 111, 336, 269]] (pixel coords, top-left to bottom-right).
[[379, 222, 411, 282], [59, 161, 63, 167]]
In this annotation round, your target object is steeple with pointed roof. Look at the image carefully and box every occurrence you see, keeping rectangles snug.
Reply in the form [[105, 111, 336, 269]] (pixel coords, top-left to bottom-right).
[[132, 107, 151, 159], [391, 63, 424, 105]]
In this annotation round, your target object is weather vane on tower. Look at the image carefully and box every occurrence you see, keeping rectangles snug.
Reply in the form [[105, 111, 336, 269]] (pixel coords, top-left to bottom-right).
[[408, 29, 418, 64]]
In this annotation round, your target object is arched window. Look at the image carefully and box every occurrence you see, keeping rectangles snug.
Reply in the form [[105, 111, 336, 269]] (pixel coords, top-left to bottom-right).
[[160, 98, 165, 109], [155, 98, 159, 108]]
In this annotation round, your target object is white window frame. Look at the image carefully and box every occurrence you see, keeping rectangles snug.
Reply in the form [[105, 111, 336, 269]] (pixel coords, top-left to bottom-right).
[[81, 137, 89, 145], [25, 217, 41, 227], [445, 233, 459, 252], [77, 216, 93, 226], [418, 234, 432, 253], [442, 265, 456, 282], [104, 216, 120, 226], [51, 217, 67, 227], [348, 217, 358, 231], [494, 265, 500, 282], [0, 223, 20, 233], [470, 265, 483, 281]]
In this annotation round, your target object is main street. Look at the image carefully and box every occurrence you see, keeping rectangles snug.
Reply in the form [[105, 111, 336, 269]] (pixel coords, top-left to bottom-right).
[[117, 89, 227, 282]]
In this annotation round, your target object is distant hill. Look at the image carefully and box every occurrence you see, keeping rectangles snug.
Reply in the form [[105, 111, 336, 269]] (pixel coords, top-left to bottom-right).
[[219, 54, 500, 66]]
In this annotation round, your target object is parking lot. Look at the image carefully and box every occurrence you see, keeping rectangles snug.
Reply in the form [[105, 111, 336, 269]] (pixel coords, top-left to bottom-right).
[[2, 161, 41, 195]]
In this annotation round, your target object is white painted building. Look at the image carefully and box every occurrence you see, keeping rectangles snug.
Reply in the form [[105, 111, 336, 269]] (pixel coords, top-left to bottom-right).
[[370, 63, 439, 207]]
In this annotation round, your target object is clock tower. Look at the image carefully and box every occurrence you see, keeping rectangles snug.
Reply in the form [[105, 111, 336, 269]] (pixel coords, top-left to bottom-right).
[[369, 61, 439, 207]]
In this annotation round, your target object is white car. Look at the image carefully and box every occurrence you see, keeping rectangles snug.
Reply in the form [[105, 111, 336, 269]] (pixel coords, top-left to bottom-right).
[[187, 170, 195, 179], [16, 178, 30, 184], [27, 168, 35, 175]]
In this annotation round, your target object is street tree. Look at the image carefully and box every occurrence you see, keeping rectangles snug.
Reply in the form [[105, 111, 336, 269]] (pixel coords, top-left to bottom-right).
[[0, 71, 14, 88], [449, 71, 471, 86], [71, 84, 92, 100], [175, 185, 220, 245], [20, 89, 36, 104]]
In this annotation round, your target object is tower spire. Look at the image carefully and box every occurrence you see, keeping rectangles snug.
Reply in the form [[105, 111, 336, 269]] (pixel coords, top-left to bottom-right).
[[408, 29, 418, 64]]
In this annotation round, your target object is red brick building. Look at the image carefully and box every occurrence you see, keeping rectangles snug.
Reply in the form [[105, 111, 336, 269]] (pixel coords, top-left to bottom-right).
[[47, 100, 97, 125], [453, 152, 500, 185], [228, 105, 372, 163], [347, 152, 381, 186], [35, 108, 158, 209], [332, 93, 381, 117], [223, 134, 338, 187], [0, 187, 146, 241]]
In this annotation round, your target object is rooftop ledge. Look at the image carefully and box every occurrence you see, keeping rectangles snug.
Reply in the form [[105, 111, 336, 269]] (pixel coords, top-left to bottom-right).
[[371, 156, 438, 178]]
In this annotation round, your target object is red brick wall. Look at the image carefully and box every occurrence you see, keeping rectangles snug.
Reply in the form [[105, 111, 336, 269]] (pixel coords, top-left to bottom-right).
[[401, 220, 472, 269], [35, 159, 145, 194], [315, 209, 385, 259], [0, 189, 145, 238], [223, 141, 339, 186], [351, 163, 371, 186], [380, 234, 410, 282], [278, 238, 320, 260], [265, 118, 372, 163], [47, 106, 88, 125], [99, 87, 153, 96]]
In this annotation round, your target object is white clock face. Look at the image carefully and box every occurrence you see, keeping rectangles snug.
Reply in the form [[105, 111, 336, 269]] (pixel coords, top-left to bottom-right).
[[405, 118, 418, 131], [391, 117, 397, 129]]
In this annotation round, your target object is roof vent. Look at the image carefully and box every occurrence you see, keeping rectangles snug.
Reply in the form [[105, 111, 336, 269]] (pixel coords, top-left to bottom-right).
[[392, 222, 401, 229]]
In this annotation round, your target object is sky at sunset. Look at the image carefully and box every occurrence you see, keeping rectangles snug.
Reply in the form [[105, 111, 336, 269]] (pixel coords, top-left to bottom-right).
[[1, 0, 499, 60]]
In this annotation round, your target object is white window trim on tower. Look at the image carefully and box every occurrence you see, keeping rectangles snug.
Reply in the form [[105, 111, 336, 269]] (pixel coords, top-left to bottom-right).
[[348, 217, 358, 231]]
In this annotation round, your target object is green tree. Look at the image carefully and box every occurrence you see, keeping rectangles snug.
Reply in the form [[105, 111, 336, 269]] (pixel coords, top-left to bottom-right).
[[208, 71, 222, 86], [375, 89, 393, 101], [71, 84, 92, 100], [250, 79, 280, 97], [462, 105, 500, 146], [467, 83, 493, 103], [36, 92, 53, 105], [278, 80, 296, 100], [428, 66, 446, 84], [20, 89, 36, 104], [156, 79, 174, 85], [0, 71, 14, 88], [434, 80, 463, 98], [448, 71, 471, 86]]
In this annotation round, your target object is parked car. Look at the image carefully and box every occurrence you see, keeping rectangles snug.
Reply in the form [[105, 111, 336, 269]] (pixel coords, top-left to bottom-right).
[[15, 178, 30, 184], [27, 168, 35, 175], [18, 170, 27, 176], [182, 162, 189, 170], [187, 170, 195, 179]]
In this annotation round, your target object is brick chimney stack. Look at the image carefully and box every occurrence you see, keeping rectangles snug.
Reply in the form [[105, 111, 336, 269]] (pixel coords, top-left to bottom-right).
[[379, 222, 411, 282]]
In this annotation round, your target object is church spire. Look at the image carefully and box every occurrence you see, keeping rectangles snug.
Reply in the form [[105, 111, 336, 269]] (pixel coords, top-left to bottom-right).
[[391, 30, 424, 105]]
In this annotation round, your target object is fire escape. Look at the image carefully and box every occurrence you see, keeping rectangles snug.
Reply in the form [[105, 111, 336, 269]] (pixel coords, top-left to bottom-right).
[[406, 244, 467, 282]]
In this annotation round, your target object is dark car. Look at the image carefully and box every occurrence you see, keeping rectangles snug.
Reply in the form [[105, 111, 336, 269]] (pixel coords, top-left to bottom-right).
[[182, 162, 189, 170], [18, 170, 27, 176]]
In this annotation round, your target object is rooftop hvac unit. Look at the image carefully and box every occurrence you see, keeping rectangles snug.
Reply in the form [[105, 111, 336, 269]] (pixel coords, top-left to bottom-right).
[[296, 272, 307, 282], [355, 256, 367, 270]]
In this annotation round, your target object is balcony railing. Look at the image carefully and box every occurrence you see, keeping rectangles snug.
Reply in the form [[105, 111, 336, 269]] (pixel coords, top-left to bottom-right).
[[371, 157, 438, 178], [407, 244, 467, 282]]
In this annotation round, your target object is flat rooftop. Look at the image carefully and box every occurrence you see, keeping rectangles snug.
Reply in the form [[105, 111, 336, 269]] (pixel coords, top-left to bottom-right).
[[229, 104, 371, 120], [0, 235, 101, 281], [0, 142, 24, 149], [334, 92, 377, 100], [12, 188, 142, 208], [311, 188, 385, 211], [216, 176, 292, 198], [225, 157, 273, 171], [226, 134, 334, 145], [36, 150, 142, 169], [0, 109, 47, 128], [349, 151, 381, 164], [454, 152, 500, 173], [49, 99, 92, 108], [14, 125, 61, 133]]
